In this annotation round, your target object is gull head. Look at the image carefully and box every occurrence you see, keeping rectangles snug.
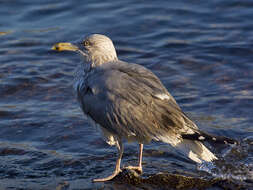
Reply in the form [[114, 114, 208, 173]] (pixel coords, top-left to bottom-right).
[[52, 34, 118, 66]]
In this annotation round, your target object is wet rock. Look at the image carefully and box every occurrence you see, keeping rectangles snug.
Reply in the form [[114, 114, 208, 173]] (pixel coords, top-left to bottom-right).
[[143, 173, 217, 189], [114, 169, 142, 185], [112, 169, 250, 190]]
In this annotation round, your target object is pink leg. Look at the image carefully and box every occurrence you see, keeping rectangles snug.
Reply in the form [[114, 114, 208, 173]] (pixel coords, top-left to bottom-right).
[[125, 143, 143, 173], [93, 140, 123, 182]]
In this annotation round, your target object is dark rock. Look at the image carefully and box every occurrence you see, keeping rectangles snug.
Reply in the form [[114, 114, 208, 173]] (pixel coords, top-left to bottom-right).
[[112, 169, 250, 190]]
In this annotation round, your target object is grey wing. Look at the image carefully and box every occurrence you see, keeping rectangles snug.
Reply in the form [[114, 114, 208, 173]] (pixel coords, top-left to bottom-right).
[[77, 62, 198, 143]]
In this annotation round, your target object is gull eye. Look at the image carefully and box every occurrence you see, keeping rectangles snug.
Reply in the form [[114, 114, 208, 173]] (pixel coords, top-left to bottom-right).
[[83, 40, 90, 47]]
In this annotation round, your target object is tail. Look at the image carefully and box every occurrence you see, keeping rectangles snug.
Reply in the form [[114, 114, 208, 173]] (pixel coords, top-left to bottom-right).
[[157, 130, 237, 163], [175, 139, 217, 163], [175, 130, 237, 163]]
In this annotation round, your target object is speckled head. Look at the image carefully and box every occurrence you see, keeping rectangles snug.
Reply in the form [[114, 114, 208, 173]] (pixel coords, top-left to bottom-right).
[[83, 34, 118, 65], [52, 34, 118, 66]]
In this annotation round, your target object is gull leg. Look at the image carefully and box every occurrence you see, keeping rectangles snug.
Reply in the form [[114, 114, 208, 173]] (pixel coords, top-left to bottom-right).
[[125, 143, 143, 173], [93, 140, 123, 182]]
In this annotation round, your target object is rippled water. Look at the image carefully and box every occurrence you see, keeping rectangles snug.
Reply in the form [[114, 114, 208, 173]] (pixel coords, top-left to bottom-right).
[[1, 0, 253, 189]]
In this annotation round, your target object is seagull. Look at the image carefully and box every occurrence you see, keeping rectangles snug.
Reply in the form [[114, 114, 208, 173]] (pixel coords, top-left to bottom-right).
[[52, 34, 235, 182]]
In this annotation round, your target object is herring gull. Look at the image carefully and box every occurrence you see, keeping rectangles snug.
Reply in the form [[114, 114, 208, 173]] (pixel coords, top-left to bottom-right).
[[52, 34, 236, 182]]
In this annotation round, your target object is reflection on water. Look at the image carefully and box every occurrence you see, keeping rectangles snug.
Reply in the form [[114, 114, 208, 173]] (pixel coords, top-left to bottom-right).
[[0, 0, 253, 189]]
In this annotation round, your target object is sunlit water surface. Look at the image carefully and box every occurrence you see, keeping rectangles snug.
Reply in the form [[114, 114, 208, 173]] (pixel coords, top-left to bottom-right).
[[0, 0, 253, 189]]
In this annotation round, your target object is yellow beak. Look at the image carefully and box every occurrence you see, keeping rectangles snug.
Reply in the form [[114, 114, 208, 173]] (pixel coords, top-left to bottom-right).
[[51, 42, 79, 52]]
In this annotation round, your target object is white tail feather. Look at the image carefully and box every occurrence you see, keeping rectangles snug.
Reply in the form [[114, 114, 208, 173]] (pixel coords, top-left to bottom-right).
[[175, 139, 217, 163], [157, 135, 218, 163]]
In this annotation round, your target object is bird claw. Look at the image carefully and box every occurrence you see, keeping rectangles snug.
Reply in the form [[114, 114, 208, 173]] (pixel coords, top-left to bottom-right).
[[124, 166, 143, 174], [93, 169, 122, 182]]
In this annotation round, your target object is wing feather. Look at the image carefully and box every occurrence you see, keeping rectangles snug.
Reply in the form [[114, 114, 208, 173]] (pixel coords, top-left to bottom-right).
[[77, 61, 198, 143]]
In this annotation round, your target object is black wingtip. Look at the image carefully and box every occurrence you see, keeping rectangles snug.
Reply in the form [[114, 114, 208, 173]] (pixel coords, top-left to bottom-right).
[[181, 132, 238, 145]]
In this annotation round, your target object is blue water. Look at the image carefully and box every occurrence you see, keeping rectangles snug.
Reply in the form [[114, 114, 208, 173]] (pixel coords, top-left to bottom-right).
[[0, 0, 253, 189]]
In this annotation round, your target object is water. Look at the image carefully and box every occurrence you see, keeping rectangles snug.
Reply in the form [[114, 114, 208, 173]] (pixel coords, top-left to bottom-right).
[[0, 0, 253, 189]]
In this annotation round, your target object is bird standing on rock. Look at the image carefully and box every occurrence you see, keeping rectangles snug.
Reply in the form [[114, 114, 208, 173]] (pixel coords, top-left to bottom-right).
[[52, 34, 235, 182]]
